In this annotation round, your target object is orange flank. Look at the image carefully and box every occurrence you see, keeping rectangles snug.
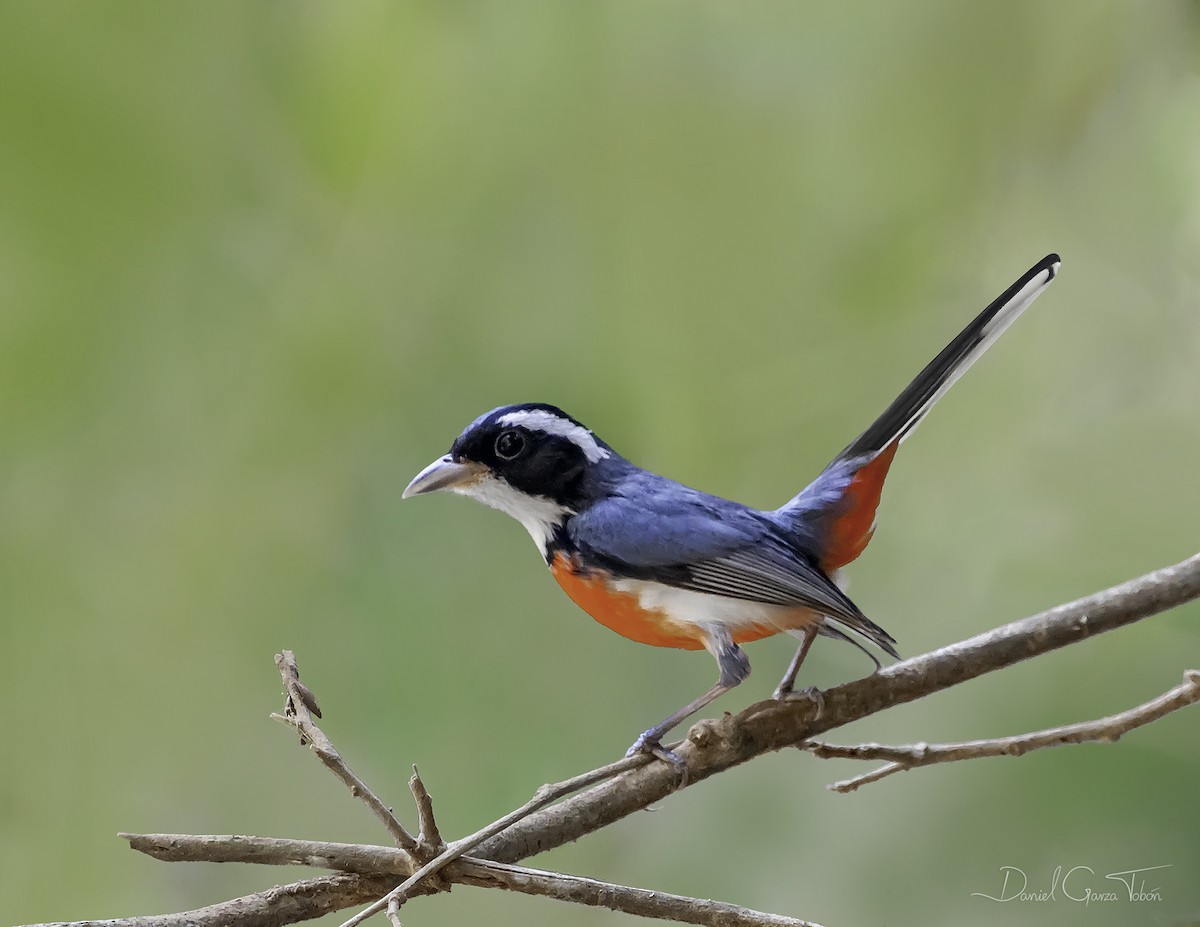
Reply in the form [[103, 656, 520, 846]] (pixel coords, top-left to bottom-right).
[[820, 440, 899, 572], [549, 552, 797, 650]]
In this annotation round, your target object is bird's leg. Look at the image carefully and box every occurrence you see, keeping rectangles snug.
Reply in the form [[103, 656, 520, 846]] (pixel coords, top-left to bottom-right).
[[626, 683, 731, 764], [627, 633, 751, 770], [773, 623, 821, 706]]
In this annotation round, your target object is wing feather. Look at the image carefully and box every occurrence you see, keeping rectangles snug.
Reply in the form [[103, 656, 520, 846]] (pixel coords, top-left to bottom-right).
[[685, 546, 897, 655]]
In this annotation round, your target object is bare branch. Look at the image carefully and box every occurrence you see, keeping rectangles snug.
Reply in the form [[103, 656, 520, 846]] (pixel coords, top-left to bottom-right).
[[468, 862, 827, 927], [804, 669, 1200, 792], [121, 834, 409, 875], [471, 552, 1200, 864], [23, 873, 395, 927], [120, 834, 825, 927], [272, 650, 418, 853]]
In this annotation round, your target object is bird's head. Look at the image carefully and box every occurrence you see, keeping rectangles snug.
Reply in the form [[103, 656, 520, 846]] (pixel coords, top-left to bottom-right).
[[403, 403, 617, 555]]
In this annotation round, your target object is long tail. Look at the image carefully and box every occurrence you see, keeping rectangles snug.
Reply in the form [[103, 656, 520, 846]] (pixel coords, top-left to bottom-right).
[[778, 254, 1061, 573], [839, 253, 1060, 461]]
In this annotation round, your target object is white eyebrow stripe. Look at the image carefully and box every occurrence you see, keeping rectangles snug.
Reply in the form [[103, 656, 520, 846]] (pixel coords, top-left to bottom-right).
[[497, 410, 610, 463]]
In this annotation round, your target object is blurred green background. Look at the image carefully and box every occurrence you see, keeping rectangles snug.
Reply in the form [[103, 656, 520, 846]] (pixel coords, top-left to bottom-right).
[[2, 2, 1198, 926]]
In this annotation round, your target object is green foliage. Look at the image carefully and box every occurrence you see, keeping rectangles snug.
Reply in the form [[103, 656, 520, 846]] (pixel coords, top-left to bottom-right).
[[1, 3, 1197, 925]]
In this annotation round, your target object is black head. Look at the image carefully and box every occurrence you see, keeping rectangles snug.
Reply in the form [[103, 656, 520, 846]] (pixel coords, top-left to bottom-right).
[[404, 403, 620, 553], [446, 403, 613, 508]]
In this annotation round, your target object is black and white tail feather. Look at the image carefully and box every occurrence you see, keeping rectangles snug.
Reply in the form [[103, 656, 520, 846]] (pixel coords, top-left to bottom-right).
[[841, 253, 1061, 462]]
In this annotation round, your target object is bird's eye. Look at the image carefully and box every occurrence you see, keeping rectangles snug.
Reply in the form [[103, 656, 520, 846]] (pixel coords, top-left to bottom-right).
[[494, 429, 526, 460]]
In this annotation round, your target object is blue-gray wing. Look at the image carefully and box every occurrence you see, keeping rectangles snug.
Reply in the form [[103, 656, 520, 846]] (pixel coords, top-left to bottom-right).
[[571, 484, 766, 566], [568, 482, 896, 654]]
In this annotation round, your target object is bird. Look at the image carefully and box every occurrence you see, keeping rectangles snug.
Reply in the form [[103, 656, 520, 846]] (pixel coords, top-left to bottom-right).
[[404, 254, 1061, 764]]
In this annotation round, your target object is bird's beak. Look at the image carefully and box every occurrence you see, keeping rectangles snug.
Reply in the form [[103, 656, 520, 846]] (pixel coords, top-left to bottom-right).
[[403, 455, 486, 498]]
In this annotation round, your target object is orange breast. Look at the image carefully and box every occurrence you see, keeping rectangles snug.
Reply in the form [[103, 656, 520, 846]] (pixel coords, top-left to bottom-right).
[[549, 552, 800, 650], [550, 552, 707, 650]]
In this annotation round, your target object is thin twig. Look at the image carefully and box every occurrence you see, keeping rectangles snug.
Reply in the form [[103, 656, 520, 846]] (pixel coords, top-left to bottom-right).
[[408, 766, 444, 856], [804, 669, 1200, 792], [463, 860, 825, 926], [272, 650, 418, 853], [339, 753, 651, 927]]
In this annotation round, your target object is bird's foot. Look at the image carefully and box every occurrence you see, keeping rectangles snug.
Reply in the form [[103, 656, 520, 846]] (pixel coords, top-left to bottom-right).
[[773, 684, 825, 719], [626, 732, 689, 787]]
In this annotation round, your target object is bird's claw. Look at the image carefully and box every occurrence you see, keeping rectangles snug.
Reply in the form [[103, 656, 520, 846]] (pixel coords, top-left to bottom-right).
[[773, 684, 825, 718], [627, 732, 689, 787]]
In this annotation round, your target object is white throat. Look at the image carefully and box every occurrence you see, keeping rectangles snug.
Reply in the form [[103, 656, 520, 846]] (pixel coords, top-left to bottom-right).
[[453, 473, 569, 556]]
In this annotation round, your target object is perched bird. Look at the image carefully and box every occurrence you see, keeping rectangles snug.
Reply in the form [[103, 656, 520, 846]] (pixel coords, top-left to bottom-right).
[[404, 255, 1060, 763]]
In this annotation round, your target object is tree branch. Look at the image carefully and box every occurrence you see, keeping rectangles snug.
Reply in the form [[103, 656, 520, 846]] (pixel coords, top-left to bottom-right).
[[120, 834, 825, 927], [23, 553, 1200, 927], [804, 669, 1200, 792], [24, 873, 396, 927]]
